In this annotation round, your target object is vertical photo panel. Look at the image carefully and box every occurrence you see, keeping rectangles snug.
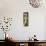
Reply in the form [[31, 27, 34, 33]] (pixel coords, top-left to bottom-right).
[[23, 12, 29, 26]]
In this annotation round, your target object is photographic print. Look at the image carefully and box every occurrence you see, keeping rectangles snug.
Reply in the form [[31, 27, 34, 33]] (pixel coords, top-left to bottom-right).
[[23, 12, 29, 26]]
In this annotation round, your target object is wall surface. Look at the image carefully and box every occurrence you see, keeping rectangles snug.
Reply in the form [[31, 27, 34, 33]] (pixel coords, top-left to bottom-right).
[[0, 0, 46, 40]]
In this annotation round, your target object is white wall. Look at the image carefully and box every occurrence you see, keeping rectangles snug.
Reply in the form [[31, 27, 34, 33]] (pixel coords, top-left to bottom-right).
[[0, 0, 46, 40]]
